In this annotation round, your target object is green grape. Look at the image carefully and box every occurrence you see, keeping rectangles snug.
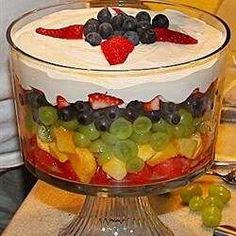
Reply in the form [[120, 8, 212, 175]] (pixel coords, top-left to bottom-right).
[[38, 106, 58, 126], [201, 206, 222, 228], [101, 132, 118, 146], [133, 116, 152, 134], [114, 140, 138, 162], [152, 119, 174, 136], [110, 118, 133, 140], [73, 132, 91, 148], [150, 132, 170, 152], [79, 123, 100, 141], [180, 184, 203, 205], [126, 158, 145, 173], [37, 125, 53, 142], [192, 118, 202, 131], [60, 119, 79, 131], [202, 196, 224, 211], [89, 139, 111, 156], [97, 154, 111, 166], [175, 124, 193, 138], [178, 109, 193, 127], [189, 196, 204, 212], [25, 111, 37, 133], [130, 131, 151, 144], [208, 184, 231, 204]]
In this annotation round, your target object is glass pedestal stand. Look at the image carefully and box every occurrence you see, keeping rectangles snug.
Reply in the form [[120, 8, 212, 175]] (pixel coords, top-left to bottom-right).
[[59, 196, 173, 236]]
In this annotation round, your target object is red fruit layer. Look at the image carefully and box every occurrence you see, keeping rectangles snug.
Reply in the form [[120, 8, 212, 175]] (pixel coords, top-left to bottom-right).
[[36, 25, 83, 39], [154, 28, 198, 44], [101, 36, 135, 65]]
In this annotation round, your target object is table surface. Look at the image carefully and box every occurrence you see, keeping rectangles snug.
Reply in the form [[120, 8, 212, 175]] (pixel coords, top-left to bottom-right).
[[3, 0, 236, 235]]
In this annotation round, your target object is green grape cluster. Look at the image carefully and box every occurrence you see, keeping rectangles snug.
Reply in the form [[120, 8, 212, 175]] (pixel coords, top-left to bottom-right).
[[180, 183, 231, 228]]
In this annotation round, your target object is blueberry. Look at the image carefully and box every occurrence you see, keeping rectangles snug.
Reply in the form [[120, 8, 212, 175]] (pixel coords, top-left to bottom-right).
[[152, 14, 169, 28], [136, 21, 152, 37], [105, 106, 120, 121], [98, 22, 114, 39], [122, 17, 137, 32], [161, 102, 178, 114], [58, 106, 75, 122], [126, 100, 143, 111], [32, 109, 41, 124], [111, 14, 125, 31], [74, 101, 91, 113], [139, 29, 156, 44], [26, 90, 48, 108], [145, 110, 161, 122], [83, 18, 100, 36], [123, 31, 139, 46], [97, 7, 112, 23], [165, 112, 181, 125], [85, 32, 102, 46], [94, 116, 111, 131], [113, 30, 125, 36], [136, 11, 151, 23], [77, 110, 93, 125], [121, 108, 140, 122]]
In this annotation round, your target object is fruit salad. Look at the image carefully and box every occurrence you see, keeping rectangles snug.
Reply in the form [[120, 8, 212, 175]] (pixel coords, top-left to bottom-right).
[[8, 5, 229, 187]]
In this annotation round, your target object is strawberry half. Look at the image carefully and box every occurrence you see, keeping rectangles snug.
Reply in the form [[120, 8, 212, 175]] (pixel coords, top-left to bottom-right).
[[143, 96, 160, 111], [112, 7, 125, 15], [88, 93, 124, 109], [101, 36, 135, 65], [36, 25, 83, 39], [154, 28, 198, 44], [56, 95, 70, 109]]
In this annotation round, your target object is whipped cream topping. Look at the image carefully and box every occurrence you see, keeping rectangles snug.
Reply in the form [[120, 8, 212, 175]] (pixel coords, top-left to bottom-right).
[[10, 7, 227, 104], [12, 8, 225, 70]]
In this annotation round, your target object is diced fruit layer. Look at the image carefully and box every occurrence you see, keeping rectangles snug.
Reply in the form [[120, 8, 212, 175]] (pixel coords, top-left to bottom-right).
[[20, 81, 216, 185]]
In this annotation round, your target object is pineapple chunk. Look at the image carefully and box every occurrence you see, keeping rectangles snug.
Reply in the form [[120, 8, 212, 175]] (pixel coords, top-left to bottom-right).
[[68, 148, 96, 183], [54, 127, 76, 154], [102, 157, 127, 181], [177, 135, 202, 159], [37, 136, 50, 153], [138, 144, 155, 161], [49, 143, 68, 163], [147, 144, 178, 166]]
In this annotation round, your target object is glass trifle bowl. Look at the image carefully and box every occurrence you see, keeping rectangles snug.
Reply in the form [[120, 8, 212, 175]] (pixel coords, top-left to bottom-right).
[[7, 1, 230, 235]]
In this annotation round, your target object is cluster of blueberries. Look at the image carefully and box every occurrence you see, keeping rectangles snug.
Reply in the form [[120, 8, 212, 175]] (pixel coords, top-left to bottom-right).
[[22, 89, 213, 132], [84, 7, 169, 46]]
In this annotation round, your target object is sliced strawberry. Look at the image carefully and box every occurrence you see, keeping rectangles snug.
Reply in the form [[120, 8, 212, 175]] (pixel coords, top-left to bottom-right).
[[112, 7, 125, 15], [101, 36, 135, 65], [126, 164, 153, 185], [56, 95, 70, 109], [154, 28, 198, 44], [143, 96, 160, 111], [36, 25, 83, 39], [152, 156, 191, 180], [88, 92, 124, 109], [58, 161, 78, 181], [90, 168, 112, 185]]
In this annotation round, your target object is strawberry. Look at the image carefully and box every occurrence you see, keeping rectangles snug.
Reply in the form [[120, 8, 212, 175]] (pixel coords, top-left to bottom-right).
[[90, 168, 112, 185], [154, 28, 198, 44], [88, 92, 124, 109], [36, 25, 83, 39], [101, 36, 135, 65], [112, 7, 125, 15], [143, 96, 160, 111], [56, 95, 70, 109], [58, 161, 79, 181]]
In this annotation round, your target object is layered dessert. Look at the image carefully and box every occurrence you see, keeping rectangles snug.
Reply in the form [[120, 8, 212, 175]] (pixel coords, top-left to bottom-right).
[[10, 6, 227, 186]]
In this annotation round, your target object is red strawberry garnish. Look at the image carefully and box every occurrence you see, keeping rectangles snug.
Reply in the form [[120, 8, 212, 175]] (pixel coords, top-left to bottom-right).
[[143, 96, 160, 111], [101, 36, 135, 65], [88, 92, 124, 109], [58, 161, 78, 181], [56, 95, 70, 109], [112, 7, 125, 15], [36, 25, 83, 39], [154, 28, 198, 44]]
